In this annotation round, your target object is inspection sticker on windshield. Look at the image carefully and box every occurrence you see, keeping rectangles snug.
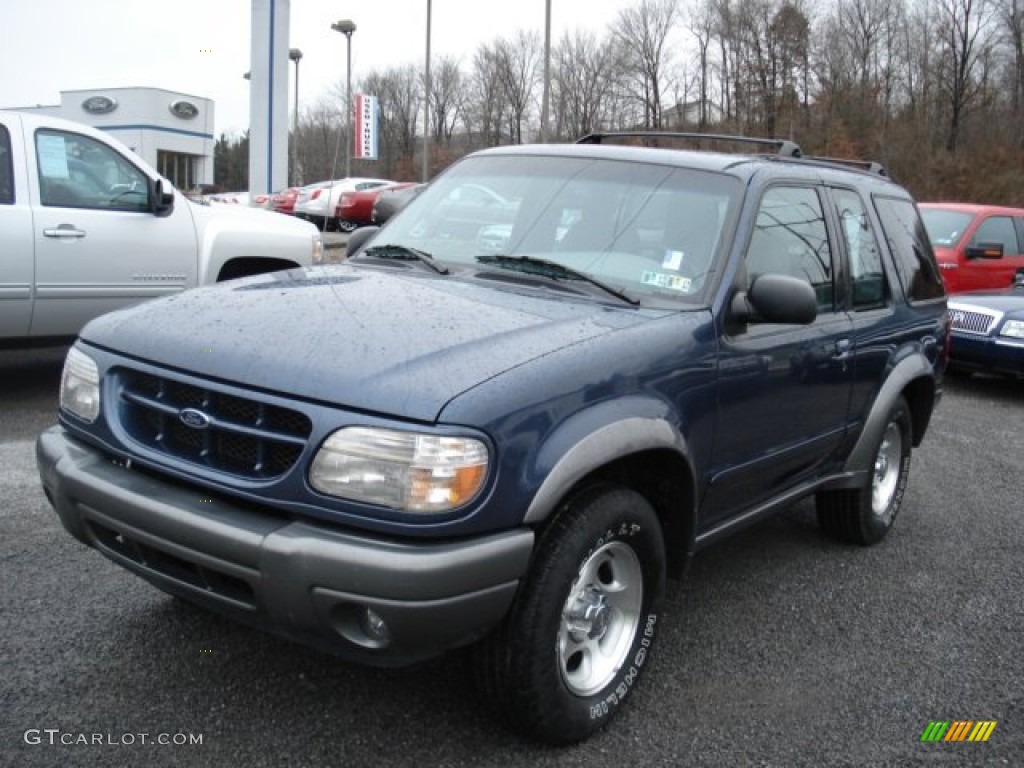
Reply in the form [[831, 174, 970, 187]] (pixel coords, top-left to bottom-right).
[[641, 270, 692, 293], [662, 249, 685, 271]]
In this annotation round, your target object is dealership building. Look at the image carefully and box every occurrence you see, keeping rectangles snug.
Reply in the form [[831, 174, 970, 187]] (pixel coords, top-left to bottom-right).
[[15, 87, 215, 190]]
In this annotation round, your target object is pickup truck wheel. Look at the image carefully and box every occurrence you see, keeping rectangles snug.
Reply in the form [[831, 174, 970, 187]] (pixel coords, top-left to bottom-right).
[[817, 396, 911, 545], [475, 485, 665, 744], [337, 220, 358, 233]]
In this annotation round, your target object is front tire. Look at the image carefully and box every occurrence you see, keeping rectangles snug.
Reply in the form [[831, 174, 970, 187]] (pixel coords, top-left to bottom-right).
[[475, 485, 665, 744], [817, 396, 912, 545]]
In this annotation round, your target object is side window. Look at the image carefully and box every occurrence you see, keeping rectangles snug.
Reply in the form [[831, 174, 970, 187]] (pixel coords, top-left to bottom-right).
[[35, 129, 149, 212], [746, 186, 834, 312], [874, 196, 945, 302], [971, 216, 1019, 256], [832, 188, 887, 309], [0, 124, 13, 205]]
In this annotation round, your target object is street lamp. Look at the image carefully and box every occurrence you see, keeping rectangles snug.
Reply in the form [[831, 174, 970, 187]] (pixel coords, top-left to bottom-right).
[[331, 19, 357, 178], [289, 47, 303, 186], [540, 0, 551, 142], [423, 0, 432, 181]]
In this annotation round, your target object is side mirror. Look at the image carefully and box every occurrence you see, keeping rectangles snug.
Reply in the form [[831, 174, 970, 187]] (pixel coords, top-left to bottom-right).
[[346, 226, 380, 258], [150, 178, 175, 217], [965, 241, 1003, 260], [731, 274, 818, 325]]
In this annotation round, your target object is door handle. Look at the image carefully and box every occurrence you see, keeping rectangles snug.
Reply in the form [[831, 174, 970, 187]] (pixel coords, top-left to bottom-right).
[[833, 338, 853, 359], [43, 224, 86, 239]]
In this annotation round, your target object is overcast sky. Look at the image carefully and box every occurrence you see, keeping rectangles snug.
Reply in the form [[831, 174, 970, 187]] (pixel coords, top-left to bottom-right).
[[2, 0, 627, 137]]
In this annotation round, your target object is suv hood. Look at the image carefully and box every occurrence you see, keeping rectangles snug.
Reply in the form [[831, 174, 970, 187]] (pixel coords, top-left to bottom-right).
[[80, 265, 661, 422]]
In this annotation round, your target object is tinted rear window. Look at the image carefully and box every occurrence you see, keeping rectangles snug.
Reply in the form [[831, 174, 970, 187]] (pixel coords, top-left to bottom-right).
[[0, 124, 13, 204], [874, 196, 945, 302]]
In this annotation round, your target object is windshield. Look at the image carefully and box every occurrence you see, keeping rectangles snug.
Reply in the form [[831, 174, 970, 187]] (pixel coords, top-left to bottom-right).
[[920, 208, 975, 248], [373, 154, 740, 306]]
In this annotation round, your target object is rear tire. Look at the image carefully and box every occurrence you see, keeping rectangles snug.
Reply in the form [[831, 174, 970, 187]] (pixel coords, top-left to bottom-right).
[[817, 396, 912, 545], [475, 485, 665, 744]]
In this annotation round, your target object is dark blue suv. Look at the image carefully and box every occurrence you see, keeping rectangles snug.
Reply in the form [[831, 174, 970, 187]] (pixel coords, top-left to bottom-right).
[[37, 133, 948, 743]]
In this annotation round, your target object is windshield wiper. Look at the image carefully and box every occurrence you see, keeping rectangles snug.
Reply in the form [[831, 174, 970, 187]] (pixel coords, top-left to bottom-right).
[[361, 244, 450, 274], [475, 254, 638, 305]]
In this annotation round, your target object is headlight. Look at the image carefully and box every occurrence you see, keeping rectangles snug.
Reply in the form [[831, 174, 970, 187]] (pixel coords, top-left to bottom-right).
[[59, 347, 100, 422], [312, 234, 325, 264], [309, 427, 488, 513], [999, 319, 1024, 339]]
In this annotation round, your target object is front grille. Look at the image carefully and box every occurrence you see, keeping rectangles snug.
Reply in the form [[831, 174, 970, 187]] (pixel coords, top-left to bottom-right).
[[117, 370, 312, 479], [948, 306, 998, 335]]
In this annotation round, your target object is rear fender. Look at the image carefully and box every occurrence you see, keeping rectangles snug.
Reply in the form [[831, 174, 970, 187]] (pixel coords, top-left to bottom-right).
[[843, 353, 934, 476]]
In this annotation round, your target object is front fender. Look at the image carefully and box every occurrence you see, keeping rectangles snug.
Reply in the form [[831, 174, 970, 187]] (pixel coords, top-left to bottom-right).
[[523, 396, 690, 524]]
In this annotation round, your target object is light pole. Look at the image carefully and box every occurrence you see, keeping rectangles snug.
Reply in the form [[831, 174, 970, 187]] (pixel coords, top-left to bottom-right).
[[331, 19, 357, 178], [289, 47, 303, 186], [423, 0, 432, 182], [540, 0, 551, 142]]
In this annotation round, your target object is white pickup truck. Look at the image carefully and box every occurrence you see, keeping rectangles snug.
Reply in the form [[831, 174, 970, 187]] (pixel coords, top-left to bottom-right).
[[0, 111, 322, 345]]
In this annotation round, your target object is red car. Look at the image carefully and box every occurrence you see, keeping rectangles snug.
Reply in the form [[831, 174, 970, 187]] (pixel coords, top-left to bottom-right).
[[271, 186, 299, 214], [919, 202, 1024, 293], [335, 182, 419, 232]]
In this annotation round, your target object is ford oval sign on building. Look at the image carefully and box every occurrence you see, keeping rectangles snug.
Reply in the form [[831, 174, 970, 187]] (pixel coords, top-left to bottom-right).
[[169, 99, 199, 120], [81, 95, 117, 115]]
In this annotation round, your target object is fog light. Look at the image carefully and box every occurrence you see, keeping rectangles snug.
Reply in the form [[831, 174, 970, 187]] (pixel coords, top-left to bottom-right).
[[362, 608, 391, 645]]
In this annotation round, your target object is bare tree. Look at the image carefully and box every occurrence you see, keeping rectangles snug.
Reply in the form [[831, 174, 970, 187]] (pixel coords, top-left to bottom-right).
[[934, 0, 995, 151], [494, 30, 542, 143], [551, 30, 619, 139], [995, 0, 1024, 143], [688, 0, 717, 129], [296, 98, 345, 182], [424, 55, 464, 144], [613, 0, 680, 128], [466, 42, 506, 147]]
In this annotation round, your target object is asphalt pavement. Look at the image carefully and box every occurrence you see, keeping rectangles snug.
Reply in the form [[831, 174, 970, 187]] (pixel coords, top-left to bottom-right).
[[1, 348, 1021, 767]]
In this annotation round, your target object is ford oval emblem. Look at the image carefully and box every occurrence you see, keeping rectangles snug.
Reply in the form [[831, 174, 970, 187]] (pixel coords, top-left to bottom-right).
[[82, 95, 117, 115], [179, 408, 211, 430], [169, 99, 199, 120]]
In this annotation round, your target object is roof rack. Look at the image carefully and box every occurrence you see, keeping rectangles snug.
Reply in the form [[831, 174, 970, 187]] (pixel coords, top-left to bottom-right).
[[575, 131, 803, 158], [803, 155, 888, 177]]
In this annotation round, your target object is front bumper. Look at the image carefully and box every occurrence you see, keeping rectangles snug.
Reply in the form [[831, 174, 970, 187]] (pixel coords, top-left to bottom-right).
[[950, 333, 1024, 377], [37, 426, 534, 665]]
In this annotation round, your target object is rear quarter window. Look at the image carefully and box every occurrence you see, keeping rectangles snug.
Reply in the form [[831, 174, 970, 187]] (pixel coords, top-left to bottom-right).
[[873, 196, 945, 302], [0, 124, 13, 204]]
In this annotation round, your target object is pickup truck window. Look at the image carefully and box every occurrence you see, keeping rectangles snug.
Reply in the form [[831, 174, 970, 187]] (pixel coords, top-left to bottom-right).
[[35, 129, 149, 213], [970, 216, 1020, 256], [0, 125, 12, 204]]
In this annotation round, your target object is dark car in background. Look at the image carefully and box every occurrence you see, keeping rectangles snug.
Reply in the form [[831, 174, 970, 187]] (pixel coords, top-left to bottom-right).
[[947, 275, 1024, 377], [372, 182, 426, 225]]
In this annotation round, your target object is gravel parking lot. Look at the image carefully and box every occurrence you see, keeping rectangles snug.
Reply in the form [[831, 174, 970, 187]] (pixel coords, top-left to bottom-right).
[[2, 348, 1021, 767]]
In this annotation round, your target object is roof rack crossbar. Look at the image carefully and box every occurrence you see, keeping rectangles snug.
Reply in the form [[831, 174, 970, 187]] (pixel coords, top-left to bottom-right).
[[575, 131, 802, 158], [803, 155, 888, 177]]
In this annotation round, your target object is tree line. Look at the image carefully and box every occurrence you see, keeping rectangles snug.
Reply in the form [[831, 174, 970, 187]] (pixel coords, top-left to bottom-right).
[[217, 0, 1024, 204]]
